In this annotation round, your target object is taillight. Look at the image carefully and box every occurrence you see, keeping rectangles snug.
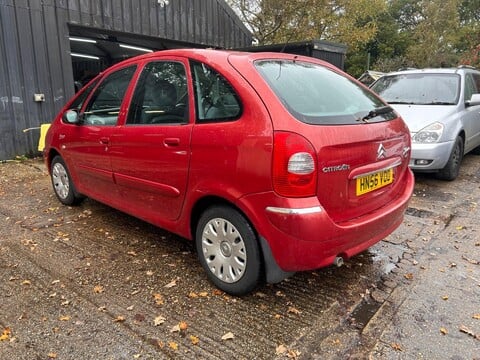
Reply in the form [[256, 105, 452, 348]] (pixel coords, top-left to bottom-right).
[[273, 131, 317, 197]]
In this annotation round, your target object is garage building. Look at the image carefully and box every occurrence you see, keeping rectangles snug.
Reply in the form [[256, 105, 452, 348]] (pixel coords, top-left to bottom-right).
[[0, 0, 252, 160]]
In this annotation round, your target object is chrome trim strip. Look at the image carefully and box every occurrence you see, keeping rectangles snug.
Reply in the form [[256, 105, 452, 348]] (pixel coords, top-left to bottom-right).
[[265, 206, 322, 215], [352, 159, 402, 179]]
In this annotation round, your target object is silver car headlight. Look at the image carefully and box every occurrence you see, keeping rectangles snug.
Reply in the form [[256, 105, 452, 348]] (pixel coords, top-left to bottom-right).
[[412, 122, 444, 144]]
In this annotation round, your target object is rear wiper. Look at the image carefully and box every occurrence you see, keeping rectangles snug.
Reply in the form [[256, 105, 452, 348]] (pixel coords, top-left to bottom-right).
[[385, 101, 415, 104], [423, 101, 455, 105], [358, 105, 393, 123]]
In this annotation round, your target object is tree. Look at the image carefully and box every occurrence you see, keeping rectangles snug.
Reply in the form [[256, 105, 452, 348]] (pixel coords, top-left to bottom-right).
[[405, 0, 461, 67], [226, 0, 386, 52], [227, 0, 480, 75]]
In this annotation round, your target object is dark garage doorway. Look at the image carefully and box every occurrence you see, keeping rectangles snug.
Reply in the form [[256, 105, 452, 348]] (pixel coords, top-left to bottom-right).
[[68, 24, 212, 92]]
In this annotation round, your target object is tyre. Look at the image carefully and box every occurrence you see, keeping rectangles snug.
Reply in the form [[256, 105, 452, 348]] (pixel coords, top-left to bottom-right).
[[50, 155, 84, 205], [436, 136, 463, 181], [195, 206, 262, 296]]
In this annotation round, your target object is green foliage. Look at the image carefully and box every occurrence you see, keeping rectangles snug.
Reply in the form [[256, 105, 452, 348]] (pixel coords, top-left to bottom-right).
[[227, 0, 480, 75]]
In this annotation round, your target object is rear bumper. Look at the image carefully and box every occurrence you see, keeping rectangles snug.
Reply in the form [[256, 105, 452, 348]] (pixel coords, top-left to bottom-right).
[[239, 168, 414, 272]]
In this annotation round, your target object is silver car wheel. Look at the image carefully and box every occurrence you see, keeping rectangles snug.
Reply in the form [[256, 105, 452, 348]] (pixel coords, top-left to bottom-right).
[[52, 162, 70, 200], [201, 218, 247, 283]]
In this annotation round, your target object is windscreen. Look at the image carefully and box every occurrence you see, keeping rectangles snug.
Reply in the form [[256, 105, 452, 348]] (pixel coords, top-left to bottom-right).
[[255, 60, 394, 125], [371, 73, 460, 105]]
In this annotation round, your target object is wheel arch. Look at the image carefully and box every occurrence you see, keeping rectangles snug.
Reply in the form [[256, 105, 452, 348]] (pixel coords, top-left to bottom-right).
[[45, 148, 61, 174], [458, 130, 466, 153], [190, 196, 256, 243], [189, 195, 293, 284]]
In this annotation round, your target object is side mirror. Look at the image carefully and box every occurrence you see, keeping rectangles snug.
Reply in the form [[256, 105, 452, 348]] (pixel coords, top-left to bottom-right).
[[466, 93, 480, 107], [62, 109, 80, 124]]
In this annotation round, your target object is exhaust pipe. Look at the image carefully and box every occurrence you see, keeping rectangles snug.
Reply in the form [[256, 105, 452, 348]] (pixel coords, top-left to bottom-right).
[[333, 256, 344, 267]]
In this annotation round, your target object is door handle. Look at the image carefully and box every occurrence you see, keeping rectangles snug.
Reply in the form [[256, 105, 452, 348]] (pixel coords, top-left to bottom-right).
[[100, 137, 110, 145], [164, 138, 180, 146]]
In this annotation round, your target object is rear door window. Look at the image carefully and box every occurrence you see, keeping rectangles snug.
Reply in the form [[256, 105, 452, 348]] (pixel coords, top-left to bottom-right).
[[83, 66, 136, 126], [190, 61, 241, 122]]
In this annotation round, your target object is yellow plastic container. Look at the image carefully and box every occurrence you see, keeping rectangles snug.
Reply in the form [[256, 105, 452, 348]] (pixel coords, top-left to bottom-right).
[[38, 124, 51, 151]]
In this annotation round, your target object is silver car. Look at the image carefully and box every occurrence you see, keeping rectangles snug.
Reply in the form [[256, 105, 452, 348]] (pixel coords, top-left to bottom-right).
[[371, 66, 480, 180]]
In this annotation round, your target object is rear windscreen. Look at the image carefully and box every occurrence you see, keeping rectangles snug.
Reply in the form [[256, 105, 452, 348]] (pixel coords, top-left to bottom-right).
[[255, 60, 394, 125]]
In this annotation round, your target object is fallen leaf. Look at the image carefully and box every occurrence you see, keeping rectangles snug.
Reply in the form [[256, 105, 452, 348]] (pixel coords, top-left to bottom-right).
[[255, 292, 267, 298], [179, 321, 188, 331], [153, 315, 166, 326], [170, 324, 181, 333], [287, 306, 302, 315], [404, 273, 414, 280], [164, 278, 178, 288], [440, 327, 448, 335], [21, 279, 31, 286], [456, 225, 464, 230], [133, 314, 145, 322], [190, 335, 200, 345], [473, 314, 480, 320], [462, 255, 480, 265], [459, 325, 480, 340], [276, 344, 288, 355], [153, 293, 164, 305], [212, 289, 223, 296], [390, 343, 403, 351], [0, 327, 11, 341], [287, 349, 301, 359], [47, 353, 57, 359], [58, 316, 70, 321], [113, 316, 125, 322], [221, 332, 234, 340], [168, 342, 178, 350], [188, 292, 198, 298], [442, 295, 449, 300], [198, 291, 209, 297], [93, 285, 104, 294]]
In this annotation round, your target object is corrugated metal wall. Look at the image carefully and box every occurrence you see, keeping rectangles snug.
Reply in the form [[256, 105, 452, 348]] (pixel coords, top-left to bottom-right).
[[0, 0, 252, 160]]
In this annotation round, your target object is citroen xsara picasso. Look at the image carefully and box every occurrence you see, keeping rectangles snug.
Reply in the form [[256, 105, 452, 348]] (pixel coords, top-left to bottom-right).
[[44, 50, 414, 295]]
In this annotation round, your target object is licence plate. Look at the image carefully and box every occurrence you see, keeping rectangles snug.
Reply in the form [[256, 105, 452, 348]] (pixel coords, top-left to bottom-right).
[[356, 168, 394, 196]]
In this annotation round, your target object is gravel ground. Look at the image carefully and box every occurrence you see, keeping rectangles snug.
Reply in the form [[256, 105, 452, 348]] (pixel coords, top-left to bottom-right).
[[1, 154, 479, 359]]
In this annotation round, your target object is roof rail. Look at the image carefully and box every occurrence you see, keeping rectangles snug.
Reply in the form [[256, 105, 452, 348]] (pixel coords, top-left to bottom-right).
[[457, 64, 477, 70]]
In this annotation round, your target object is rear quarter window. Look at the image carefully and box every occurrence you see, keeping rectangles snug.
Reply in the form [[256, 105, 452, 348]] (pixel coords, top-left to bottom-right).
[[255, 60, 390, 125], [190, 61, 242, 123]]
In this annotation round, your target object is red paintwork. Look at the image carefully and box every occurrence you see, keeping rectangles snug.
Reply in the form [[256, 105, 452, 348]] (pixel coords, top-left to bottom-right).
[[44, 49, 414, 273]]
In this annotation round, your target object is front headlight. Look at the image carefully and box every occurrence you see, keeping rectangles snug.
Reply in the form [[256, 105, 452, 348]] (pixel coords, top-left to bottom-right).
[[412, 122, 444, 143]]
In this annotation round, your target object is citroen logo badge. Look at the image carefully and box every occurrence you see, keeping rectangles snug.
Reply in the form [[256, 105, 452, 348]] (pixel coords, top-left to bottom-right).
[[377, 144, 387, 159]]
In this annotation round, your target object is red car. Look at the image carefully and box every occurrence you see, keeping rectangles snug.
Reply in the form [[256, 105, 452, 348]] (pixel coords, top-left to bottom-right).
[[44, 49, 414, 295]]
